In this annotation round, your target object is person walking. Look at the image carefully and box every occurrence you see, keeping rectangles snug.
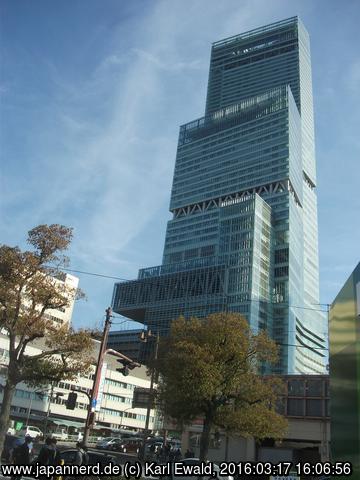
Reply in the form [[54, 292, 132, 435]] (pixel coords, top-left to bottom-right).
[[11, 436, 32, 480], [184, 448, 193, 458], [37, 437, 55, 466], [174, 448, 182, 462], [49, 438, 61, 466]]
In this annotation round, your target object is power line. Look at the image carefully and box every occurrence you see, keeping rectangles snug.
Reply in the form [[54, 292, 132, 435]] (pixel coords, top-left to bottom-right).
[[246, 297, 327, 312], [46, 265, 129, 281]]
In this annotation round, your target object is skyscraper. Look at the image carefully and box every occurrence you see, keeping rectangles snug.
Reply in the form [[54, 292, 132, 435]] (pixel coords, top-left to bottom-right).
[[113, 17, 326, 374]]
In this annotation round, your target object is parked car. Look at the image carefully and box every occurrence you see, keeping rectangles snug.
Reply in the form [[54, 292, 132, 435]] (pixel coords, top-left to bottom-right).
[[59, 449, 120, 467], [50, 429, 68, 441], [103, 438, 123, 451], [18, 425, 43, 439], [96, 437, 120, 449], [108, 437, 143, 454]]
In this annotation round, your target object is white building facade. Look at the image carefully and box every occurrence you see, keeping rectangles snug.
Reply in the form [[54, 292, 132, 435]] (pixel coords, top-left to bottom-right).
[[0, 333, 154, 434], [42, 272, 79, 327]]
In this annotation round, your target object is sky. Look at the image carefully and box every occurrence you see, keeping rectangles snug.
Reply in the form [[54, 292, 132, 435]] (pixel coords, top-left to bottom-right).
[[1, 0, 359, 332]]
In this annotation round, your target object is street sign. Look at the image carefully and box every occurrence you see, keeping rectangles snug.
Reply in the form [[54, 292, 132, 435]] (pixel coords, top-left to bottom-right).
[[95, 362, 107, 412], [132, 387, 153, 409]]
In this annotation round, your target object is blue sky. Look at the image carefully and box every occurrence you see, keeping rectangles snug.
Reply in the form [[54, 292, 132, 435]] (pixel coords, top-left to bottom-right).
[[1, 0, 359, 332]]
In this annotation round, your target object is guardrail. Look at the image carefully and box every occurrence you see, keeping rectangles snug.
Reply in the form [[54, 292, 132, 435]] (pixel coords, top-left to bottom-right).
[[56, 435, 98, 444]]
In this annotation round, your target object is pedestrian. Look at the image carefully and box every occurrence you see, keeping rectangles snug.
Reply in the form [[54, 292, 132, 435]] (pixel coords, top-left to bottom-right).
[[164, 443, 171, 461], [50, 438, 61, 466], [174, 448, 182, 461], [37, 437, 57, 480], [11, 436, 32, 480], [155, 445, 162, 462], [184, 448, 192, 458], [37, 437, 54, 466]]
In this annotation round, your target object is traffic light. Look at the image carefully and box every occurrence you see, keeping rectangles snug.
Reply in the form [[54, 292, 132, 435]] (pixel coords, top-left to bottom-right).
[[66, 392, 77, 410], [116, 358, 136, 376]]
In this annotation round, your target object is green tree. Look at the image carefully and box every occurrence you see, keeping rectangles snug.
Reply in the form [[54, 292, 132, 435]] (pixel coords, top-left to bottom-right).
[[0, 224, 93, 455], [156, 312, 287, 461]]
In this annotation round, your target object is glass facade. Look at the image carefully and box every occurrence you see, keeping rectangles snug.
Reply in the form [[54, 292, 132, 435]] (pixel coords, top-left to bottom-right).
[[113, 17, 326, 374], [330, 263, 360, 475], [107, 329, 144, 362]]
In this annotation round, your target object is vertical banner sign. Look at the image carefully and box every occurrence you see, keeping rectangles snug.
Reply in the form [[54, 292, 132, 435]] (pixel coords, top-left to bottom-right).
[[95, 362, 107, 412]]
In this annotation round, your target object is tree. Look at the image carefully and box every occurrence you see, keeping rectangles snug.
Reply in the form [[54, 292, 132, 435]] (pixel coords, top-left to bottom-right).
[[0, 224, 93, 455], [156, 312, 287, 461]]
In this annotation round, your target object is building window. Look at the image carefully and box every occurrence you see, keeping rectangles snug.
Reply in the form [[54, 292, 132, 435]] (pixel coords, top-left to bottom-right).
[[306, 379, 323, 397], [287, 398, 304, 416], [306, 399, 323, 417], [288, 379, 304, 396]]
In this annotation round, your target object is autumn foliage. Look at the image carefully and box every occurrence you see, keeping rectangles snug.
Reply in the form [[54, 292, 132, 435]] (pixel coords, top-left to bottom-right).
[[0, 225, 93, 455], [156, 313, 287, 460]]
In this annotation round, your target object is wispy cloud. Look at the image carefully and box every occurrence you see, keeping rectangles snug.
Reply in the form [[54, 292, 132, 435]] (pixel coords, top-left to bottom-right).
[[0, 0, 298, 326], [133, 48, 204, 71], [3, 0, 358, 326]]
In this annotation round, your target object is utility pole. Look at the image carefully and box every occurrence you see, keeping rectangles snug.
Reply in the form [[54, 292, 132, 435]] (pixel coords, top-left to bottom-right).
[[43, 383, 54, 435], [144, 332, 159, 433], [139, 330, 159, 460], [83, 307, 112, 446]]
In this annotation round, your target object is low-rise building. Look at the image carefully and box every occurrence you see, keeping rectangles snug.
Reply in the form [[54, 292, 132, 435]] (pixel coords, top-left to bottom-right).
[[43, 272, 79, 327], [180, 374, 330, 463], [0, 333, 154, 436]]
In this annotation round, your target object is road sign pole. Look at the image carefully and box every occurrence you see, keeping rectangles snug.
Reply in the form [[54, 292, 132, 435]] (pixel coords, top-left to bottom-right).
[[83, 307, 112, 446]]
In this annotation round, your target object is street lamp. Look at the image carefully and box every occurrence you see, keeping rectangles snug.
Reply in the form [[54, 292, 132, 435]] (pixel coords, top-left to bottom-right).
[[25, 390, 47, 427], [43, 386, 64, 435], [119, 407, 134, 429]]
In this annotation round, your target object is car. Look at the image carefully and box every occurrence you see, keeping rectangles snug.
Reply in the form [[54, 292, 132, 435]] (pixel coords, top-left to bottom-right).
[[95, 437, 120, 449], [103, 438, 124, 451], [18, 425, 43, 439], [59, 449, 120, 467], [50, 431, 68, 441], [108, 437, 143, 454]]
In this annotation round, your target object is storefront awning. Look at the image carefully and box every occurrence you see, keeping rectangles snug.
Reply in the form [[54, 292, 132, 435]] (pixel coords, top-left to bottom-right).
[[48, 417, 84, 428]]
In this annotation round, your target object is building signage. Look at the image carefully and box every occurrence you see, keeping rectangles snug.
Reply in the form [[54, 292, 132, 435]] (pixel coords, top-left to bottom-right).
[[94, 362, 107, 412], [132, 387, 152, 409]]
